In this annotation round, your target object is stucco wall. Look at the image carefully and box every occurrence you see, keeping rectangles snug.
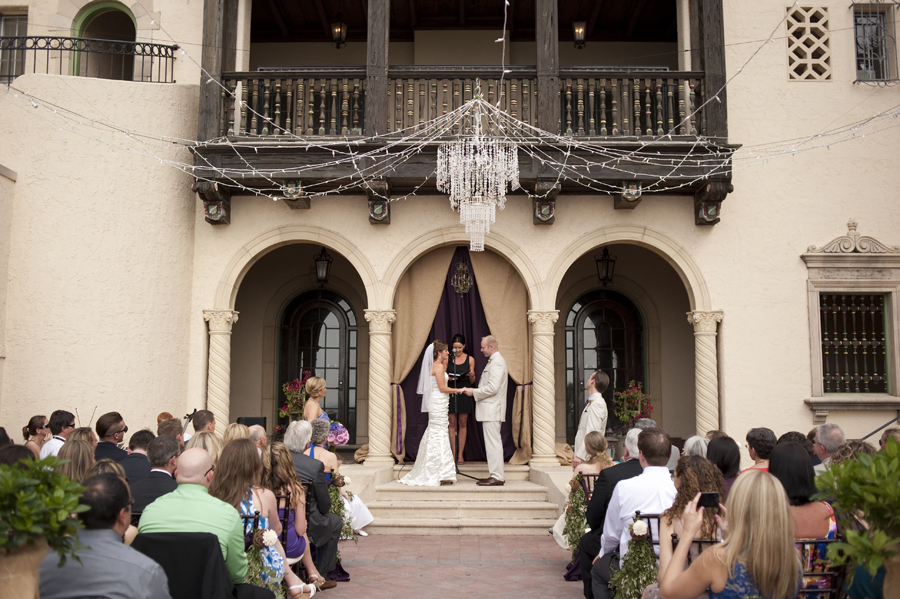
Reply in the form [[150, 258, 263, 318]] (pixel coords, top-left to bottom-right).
[[0, 74, 198, 434]]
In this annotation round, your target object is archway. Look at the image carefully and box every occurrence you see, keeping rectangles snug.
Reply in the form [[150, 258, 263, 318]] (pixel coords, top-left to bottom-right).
[[74, 2, 137, 80]]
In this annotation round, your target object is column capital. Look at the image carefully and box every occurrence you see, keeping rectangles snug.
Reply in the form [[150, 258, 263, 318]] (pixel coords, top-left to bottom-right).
[[686, 310, 723, 333], [527, 310, 559, 333], [203, 309, 239, 333], [364, 309, 397, 332]]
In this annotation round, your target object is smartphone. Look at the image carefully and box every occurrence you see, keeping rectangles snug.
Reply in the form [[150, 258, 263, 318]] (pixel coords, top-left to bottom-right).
[[698, 492, 719, 509]]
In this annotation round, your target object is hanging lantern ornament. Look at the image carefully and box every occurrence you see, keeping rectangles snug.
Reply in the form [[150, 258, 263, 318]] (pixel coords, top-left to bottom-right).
[[331, 14, 347, 49], [450, 261, 474, 294], [595, 247, 616, 287], [314, 246, 332, 286], [437, 87, 520, 251]]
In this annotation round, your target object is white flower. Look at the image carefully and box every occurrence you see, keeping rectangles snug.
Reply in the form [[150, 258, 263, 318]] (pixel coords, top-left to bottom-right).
[[262, 529, 278, 547], [631, 519, 649, 536], [343, 476, 351, 485]]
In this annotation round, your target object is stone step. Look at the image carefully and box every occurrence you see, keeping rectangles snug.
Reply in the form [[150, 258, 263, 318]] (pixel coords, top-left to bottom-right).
[[374, 480, 549, 503], [366, 499, 561, 520], [391, 463, 531, 481], [364, 516, 559, 536]]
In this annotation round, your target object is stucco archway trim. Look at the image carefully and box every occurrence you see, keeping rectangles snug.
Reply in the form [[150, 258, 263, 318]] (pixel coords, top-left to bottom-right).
[[546, 226, 712, 312], [380, 227, 542, 309], [215, 226, 378, 310]]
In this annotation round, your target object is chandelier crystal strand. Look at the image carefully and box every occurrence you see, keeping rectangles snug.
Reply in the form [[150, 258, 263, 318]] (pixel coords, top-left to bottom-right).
[[436, 95, 520, 251]]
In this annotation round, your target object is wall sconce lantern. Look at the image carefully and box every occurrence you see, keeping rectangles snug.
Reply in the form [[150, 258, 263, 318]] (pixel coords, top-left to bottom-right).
[[314, 247, 333, 286], [595, 247, 616, 287], [332, 15, 347, 49], [573, 21, 587, 49]]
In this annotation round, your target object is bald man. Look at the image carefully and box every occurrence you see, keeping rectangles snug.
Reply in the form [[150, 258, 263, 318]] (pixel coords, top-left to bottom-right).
[[138, 448, 248, 584], [249, 425, 267, 452]]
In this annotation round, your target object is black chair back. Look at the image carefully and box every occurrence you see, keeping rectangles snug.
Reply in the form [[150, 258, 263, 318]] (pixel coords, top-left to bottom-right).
[[274, 491, 292, 546], [671, 532, 720, 565], [131, 532, 234, 599], [130, 510, 142, 528], [241, 510, 261, 551], [579, 474, 601, 501], [796, 538, 847, 599]]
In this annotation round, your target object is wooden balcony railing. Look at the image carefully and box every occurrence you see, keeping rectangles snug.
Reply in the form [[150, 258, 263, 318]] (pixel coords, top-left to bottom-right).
[[218, 67, 706, 139]]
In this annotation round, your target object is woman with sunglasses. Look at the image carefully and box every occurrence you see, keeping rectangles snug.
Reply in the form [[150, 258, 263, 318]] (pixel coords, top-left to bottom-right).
[[23, 415, 50, 457]]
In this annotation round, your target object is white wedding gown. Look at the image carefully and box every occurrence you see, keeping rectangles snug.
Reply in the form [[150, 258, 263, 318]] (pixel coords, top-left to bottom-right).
[[399, 374, 457, 486]]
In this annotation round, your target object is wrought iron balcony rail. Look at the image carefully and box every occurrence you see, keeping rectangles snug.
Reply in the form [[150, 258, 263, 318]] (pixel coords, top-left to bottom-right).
[[0, 36, 179, 84], [217, 67, 707, 140]]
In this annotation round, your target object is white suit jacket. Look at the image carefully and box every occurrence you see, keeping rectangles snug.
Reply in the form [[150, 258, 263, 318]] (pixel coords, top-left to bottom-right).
[[573, 392, 608, 461], [473, 352, 508, 422]]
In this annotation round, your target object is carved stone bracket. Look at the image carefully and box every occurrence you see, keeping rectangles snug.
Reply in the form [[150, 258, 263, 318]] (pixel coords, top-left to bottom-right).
[[282, 180, 310, 209], [807, 218, 900, 254], [533, 181, 560, 225], [614, 182, 642, 210], [366, 179, 391, 224], [193, 180, 231, 225], [693, 179, 733, 226]]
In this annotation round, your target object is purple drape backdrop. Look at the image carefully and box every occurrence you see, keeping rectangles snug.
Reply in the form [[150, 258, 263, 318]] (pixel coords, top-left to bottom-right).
[[401, 247, 517, 462]]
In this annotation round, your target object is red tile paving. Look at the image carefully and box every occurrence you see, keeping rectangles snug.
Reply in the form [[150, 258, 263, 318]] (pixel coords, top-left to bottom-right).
[[321, 534, 581, 599]]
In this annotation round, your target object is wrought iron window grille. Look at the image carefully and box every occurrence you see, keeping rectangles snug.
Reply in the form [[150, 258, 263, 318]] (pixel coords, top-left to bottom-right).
[[852, 1, 900, 85]]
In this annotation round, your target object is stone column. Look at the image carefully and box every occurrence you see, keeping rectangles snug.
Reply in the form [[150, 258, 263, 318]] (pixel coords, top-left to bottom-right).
[[203, 309, 239, 435], [528, 310, 560, 468], [687, 310, 724, 437], [364, 309, 396, 466]]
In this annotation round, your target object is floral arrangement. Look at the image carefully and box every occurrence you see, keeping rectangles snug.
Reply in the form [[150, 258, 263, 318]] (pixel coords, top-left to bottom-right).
[[613, 381, 652, 430], [245, 529, 284, 599], [275, 371, 313, 437], [563, 473, 588, 560], [328, 474, 357, 556], [328, 422, 350, 447], [609, 516, 658, 599]]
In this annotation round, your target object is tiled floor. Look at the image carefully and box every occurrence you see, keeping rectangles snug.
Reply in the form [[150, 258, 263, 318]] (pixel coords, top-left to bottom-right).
[[322, 534, 580, 598]]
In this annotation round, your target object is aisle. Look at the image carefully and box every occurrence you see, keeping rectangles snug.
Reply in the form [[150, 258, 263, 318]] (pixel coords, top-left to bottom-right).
[[324, 534, 578, 598]]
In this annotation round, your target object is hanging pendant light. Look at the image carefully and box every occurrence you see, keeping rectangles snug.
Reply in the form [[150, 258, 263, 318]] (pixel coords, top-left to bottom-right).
[[331, 14, 347, 49], [314, 247, 332, 286], [595, 247, 616, 287]]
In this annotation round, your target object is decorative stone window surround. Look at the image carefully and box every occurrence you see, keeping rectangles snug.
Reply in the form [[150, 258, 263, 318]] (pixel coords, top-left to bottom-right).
[[802, 220, 900, 423]]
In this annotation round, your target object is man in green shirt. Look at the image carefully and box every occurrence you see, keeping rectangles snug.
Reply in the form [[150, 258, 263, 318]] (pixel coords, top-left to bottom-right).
[[138, 447, 247, 584]]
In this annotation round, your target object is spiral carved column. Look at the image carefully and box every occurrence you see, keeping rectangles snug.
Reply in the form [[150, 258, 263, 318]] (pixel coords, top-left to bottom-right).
[[203, 310, 239, 437], [687, 311, 724, 437], [364, 309, 396, 466], [528, 310, 561, 468]]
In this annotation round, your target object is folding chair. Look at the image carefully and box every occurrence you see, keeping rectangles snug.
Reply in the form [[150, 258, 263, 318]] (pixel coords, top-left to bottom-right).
[[796, 537, 847, 599]]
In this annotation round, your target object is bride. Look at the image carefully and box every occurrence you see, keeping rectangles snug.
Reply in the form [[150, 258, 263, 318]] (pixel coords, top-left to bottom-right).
[[399, 340, 462, 487]]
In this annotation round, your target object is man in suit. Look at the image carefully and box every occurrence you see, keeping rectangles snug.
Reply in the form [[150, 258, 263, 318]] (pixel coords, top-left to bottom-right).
[[286, 420, 341, 587], [95, 412, 128, 462], [578, 427, 643, 599], [462, 335, 508, 486], [131, 434, 179, 513], [121, 429, 155, 484], [573, 371, 610, 466]]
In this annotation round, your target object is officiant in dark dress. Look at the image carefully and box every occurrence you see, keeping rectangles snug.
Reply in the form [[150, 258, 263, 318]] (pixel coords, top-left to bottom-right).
[[447, 334, 476, 464]]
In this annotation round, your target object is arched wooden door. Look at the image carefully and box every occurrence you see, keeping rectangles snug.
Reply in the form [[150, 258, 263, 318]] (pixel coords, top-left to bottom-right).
[[279, 290, 358, 442], [565, 289, 644, 444]]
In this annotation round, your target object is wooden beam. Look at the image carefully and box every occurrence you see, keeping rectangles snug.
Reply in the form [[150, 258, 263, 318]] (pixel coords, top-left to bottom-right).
[[507, 0, 516, 39], [266, 0, 291, 39], [535, 0, 559, 134], [408, 0, 416, 34], [625, 0, 648, 38], [197, 0, 226, 149], [459, 0, 465, 26], [313, 0, 332, 37], [586, 0, 604, 37], [699, 0, 727, 138], [366, 0, 390, 136]]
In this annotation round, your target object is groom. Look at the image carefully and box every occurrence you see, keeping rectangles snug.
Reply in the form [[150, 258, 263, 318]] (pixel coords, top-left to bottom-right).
[[462, 335, 507, 486]]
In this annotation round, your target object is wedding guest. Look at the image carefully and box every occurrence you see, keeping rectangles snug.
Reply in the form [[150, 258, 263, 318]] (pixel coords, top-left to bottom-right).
[[22, 415, 49, 457], [249, 425, 267, 451], [705, 430, 727, 440], [192, 409, 216, 434], [0, 427, 12, 446], [186, 430, 223, 466], [84, 459, 139, 544], [768, 442, 835, 539], [303, 376, 329, 423], [659, 470, 800, 599], [814, 423, 845, 473], [156, 411, 174, 425], [157, 418, 185, 451], [121, 429, 155, 484], [223, 422, 250, 446], [262, 442, 333, 590], [777, 430, 816, 459], [40, 410, 76, 458], [830, 439, 876, 467], [879, 428, 900, 452], [552, 431, 614, 551], [57, 440, 95, 482], [682, 435, 709, 458], [210, 438, 313, 597], [643, 455, 725, 599], [633, 418, 679, 471], [447, 334, 476, 463], [69, 427, 98, 449], [131, 434, 179, 513], [807, 427, 822, 466], [39, 473, 171, 599], [742, 427, 775, 473], [0, 444, 34, 467], [95, 412, 129, 462], [706, 436, 740, 495]]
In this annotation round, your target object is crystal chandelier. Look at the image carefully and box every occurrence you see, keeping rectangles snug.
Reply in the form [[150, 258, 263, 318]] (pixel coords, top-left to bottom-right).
[[437, 93, 520, 251]]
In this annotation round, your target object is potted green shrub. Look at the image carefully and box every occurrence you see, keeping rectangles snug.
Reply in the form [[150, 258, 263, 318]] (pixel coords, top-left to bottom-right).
[[815, 437, 900, 595], [0, 456, 88, 598]]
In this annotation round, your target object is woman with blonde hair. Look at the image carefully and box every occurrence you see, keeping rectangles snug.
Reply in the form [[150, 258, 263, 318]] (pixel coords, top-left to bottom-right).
[[303, 376, 329, 424], [57, 440, 95, 483], [23, 415, 49, 457], [222, 422, 250, 446], [185, 431, 223, 466], [574, 431, 615, 476], [68, 427, 98, 450], [210, 438, 314, 597], [659, 470, 800, 599]]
